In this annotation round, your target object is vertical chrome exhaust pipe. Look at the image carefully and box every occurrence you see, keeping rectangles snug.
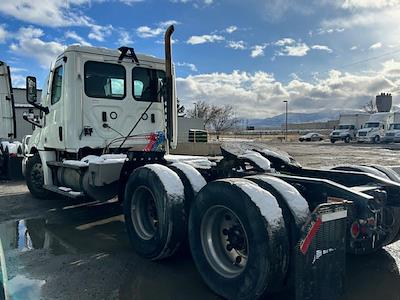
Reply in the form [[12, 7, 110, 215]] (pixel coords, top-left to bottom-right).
[[164, 25, 175, 148]]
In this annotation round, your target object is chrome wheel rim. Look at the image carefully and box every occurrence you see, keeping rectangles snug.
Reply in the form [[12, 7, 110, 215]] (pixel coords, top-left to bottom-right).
[[130, 186, 158, 240], [200, 205, 249, 278]]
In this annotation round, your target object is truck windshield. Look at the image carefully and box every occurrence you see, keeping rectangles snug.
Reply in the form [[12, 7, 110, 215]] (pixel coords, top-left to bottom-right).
[[132, 67, 166, 102], [338, 125, 350, 130], [84, 61, 126, 100], [364, 122, 379, 128], [389, 124, 400, 130]]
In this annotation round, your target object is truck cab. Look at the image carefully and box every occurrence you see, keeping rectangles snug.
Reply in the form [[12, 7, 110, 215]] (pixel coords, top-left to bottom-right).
[[330, 124, 356, 143], [25, 46, 177, 156], [383, 112, 400, 143], [329, 113, 370, 143], [356, 112, 393, 143]]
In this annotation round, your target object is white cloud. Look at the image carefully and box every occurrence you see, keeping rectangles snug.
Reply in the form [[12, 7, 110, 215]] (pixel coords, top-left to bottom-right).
[[350, 46, 358, 50], [274, 38, 295, 46], [0, 24, 8, 43], [170, 0, 214, 5], [0, 0, 90, 27], [187, 34, 224, 45], [65, 31, 91, 46], [251, 44, 267, 58], [340, 0, 398, 9], [177, 60, 399, 118], [277, 42, 310, 57], [311, 45, 333, 53], [118, 31, 134, 45], [176, 62, 198, 72], [120, 0, 145, 5], [227, 40, 246, 50], [10, 26, 65, 68], [137, 20, 179, 38], [369, 42, 383, 50], [226, 26, 238, 34]]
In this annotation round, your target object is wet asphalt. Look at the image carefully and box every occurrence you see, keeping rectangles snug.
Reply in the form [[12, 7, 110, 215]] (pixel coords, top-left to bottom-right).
[[0, 141, 399, 300]]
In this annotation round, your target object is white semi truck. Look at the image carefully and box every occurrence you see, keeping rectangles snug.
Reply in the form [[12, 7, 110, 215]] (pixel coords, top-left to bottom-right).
[[383, 112, 400, 143], [329, 113, 370, 143], [356, 112, 394, 143], [0, 61, 24, 179], [20, 26, 400, 300]]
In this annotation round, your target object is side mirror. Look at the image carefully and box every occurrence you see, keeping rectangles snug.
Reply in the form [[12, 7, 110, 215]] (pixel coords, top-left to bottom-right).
[[26, 76, 37, 104], [333, 126, 336, 130]]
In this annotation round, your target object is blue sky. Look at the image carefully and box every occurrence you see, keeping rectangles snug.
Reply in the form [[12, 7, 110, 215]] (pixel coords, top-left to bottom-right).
[[0, 0, 400, 117]]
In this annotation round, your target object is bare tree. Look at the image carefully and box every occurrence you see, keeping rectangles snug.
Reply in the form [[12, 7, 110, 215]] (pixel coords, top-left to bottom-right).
[[363, 99, 377, 113], [187, 101, 238, 138]]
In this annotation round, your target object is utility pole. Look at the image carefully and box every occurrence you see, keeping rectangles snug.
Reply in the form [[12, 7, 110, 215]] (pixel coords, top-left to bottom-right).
[[193, 102, 197, 118], [283, 100, 288, 141]]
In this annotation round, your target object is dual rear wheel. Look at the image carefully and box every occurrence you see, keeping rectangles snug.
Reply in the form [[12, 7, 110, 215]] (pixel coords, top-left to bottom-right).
[[123, 165, 292, 299]]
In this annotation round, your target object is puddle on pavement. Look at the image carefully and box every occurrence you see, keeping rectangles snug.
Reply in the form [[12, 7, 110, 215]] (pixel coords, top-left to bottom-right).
[[6, 274, 45, 300], [0, 218, 81, 256]]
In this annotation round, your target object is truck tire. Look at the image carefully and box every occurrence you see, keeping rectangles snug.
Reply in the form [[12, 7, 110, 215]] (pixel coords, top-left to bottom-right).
[[330, 139, 335, 144], [344, 136, 351, 143], [25, 153, 52, 199], [168, 162, 206, 213], [189, 178, 288, 300], [373, 135, 380, 143], [123, 164, 186, 260]]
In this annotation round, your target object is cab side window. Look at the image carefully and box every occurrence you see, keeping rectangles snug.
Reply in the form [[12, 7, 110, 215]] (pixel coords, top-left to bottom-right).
[[51, 65, 63, 105], [132, 67, 165, 102]]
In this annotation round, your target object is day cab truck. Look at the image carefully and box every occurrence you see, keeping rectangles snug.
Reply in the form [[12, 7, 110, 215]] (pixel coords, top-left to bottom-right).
[[356, 112, 394, 143], [329, 113, 370, 143], [0, 61, 24, 179], [383, 111, 400, 143], [21, 26, 400, 300]]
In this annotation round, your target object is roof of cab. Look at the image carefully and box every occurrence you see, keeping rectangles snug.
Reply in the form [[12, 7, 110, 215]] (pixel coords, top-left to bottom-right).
[[58, 45, 165, 64]]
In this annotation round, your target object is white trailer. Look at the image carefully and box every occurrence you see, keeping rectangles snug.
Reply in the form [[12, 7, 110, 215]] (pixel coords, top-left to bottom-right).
[[0, 61, 24, 179], [383, 112, 400, 143], [19, 26, 400, 300], [356, 112, 394, 143], [329, 113, 370, 143]]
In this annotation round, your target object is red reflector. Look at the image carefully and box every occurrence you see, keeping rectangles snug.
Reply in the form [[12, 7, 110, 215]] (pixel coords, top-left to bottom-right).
[[9, 153, 17, 158], [300, 217, 322, 254], [351, 222, 360, 238]]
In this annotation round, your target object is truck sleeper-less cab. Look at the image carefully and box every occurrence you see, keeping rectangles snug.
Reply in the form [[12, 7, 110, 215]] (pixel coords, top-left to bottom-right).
[[357, 112, 394, 143], [383, 112, 400, 143], [21, 26, 400, 300], [330, 113, 370, 143], [0, 61, 24, 179]]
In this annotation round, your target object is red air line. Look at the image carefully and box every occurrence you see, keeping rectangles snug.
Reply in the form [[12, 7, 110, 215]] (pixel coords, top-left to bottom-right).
[[300, 217, 322, 255]]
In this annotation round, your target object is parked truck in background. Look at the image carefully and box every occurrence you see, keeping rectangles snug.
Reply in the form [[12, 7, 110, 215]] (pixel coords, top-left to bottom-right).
[[19, 26, 400, 300], [329, 113, 370, 143], [356, 112, 394, 143], [0, 61, 24, 179], [383, 111, 400, 143]]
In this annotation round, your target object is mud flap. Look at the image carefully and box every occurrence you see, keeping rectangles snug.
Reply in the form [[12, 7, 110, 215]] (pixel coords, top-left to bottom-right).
[[295, 203, 348, 300]]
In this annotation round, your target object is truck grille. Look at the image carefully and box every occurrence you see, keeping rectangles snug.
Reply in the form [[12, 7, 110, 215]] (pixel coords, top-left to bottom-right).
[[358, 132, 367, 137], [386, 133, 395, 137]]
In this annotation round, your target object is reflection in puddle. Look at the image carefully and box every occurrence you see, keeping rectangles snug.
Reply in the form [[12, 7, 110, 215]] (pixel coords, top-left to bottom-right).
[[7, 274, 45, 300], [0, 218, 71, 255]]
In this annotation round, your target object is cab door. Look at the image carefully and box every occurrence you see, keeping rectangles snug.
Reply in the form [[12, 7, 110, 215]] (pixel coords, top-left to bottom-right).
[[43, 62, 65, 149]]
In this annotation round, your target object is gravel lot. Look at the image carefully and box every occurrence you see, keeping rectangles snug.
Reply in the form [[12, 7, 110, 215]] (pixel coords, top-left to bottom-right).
[[0, 141, 399, 300]]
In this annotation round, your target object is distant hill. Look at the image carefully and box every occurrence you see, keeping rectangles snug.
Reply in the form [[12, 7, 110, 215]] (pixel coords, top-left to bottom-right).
[[244, 110, 360, 128]]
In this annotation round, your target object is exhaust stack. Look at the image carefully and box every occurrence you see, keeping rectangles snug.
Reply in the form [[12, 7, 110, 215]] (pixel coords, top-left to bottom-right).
[[164, 25, 177, 149]]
